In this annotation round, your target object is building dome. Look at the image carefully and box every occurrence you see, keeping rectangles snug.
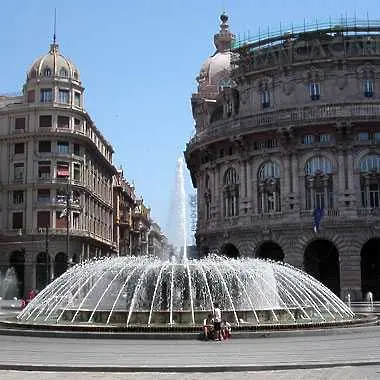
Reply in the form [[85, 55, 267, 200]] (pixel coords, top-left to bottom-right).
[[197, 14, 235, 91], [27, 43, 80, 82]]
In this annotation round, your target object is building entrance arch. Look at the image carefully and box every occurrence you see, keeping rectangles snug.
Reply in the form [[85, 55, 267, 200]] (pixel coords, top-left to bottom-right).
[[256, 241, 284, 262], [54, 252, 68, 279], [9, 250, 25, 298], [36, 252, 50, 291], [361, 238, 380, 300], [304, 239, 340, 296], [220, 243, 240, 259]]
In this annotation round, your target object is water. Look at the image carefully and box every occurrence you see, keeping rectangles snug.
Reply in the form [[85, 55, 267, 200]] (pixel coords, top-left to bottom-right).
[[0, 267, 18, 300], [167, 157, 188, 262], [18, 255, 355, 326]]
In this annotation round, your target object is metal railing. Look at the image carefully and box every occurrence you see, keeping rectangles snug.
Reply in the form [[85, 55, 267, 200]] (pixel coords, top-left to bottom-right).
[[232, 17, 380, 50]]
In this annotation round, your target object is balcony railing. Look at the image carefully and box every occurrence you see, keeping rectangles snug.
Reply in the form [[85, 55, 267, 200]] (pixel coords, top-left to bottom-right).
[[188, 102, 380, 147]]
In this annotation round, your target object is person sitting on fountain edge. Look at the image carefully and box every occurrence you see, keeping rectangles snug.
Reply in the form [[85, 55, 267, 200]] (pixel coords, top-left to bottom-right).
[[213, 302, 222, 341], [221, 319, 231, 340], [202, 313, 214, 340]]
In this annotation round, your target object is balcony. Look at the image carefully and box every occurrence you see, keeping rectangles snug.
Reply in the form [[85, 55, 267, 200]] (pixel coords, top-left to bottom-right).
[[188, 102, 380, 148]]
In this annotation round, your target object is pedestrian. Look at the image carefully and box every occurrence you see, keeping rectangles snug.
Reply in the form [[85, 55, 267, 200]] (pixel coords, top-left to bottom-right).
[[202, 313, 214, 341], [213, 302, 222, 341]]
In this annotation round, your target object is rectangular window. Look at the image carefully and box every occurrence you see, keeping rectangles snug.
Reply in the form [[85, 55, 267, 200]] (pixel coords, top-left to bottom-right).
[[27, 90, 35, 103], [40, 88, 53, 103], [38, 161, 51, 180], [14, 163, 24, 182], [39, 141, 51, 152], [74, 118, 81, 131], [310, 83, 320, 100], [73, 143, 80, 155], [56, 162, 70, 177], [15, 117, 25, 130], [364, 79, 374, 98], [73, 163, 81, 181], [57, 116, 69, 129], [319, 134, 331, 144], [261, 89, 270, 108], [303, 135, 314, 144], [13, 190, 24, 204], [55, 211, 67, 228], [74, 92, 81, 107], [57, 141, 69, 154], [374, 132, 380, 141], [37, 189, 50, 203], [14, 143, 25, 154], [39, 115, 52, 128], [58, 89, 70, 104], [358, 132, 369, 141], [12, 212, 23, 229], [37, 211, 50, 228]]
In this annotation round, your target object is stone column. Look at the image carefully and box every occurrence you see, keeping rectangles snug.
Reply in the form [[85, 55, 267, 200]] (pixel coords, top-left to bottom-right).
[[340, 242, 362, 301], [337, 151, 345, 198], [347, 151, 354, 190], [24, 251, 36, 297], [291, 154, 299, 198]]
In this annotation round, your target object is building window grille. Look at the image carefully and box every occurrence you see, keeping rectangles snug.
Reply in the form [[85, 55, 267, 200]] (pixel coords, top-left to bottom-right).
[[223, 168, 239, 217], [58, 89, 70, 104], [39, 115, 52, 128], [14, 163, 24, 182], [74, 92, 81, 107], [38, 161, 51, 180], [73, 144, 80, 156], [303, 135, 314, 144], [39, 141, 51, 153], [261, 89, 270, 108], [304, 156, 333, 210], [37, 211, 50, 228], [319, 134, 331, 144], [13, 190, 24, 204], [57, 141, 69, 154], [12, 212, 23, 229], [14, 143, 25, 154], [309, 82, 320, 100], [57, 116, 69, 129], [15, 117, 25, 130], [258, 161, 281, 213], [40, 89, 53, 103], [37, 189, 50, 203], [56, 162, 70, 178], [364, 79, 374, 98]]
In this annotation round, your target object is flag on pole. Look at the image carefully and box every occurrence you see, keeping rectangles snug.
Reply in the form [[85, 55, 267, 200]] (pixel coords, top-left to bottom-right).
[[313, 207, 324, 233]]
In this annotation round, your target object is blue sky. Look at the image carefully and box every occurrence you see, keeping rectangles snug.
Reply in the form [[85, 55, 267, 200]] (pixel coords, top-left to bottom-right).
[[1, 0, 379, 240]]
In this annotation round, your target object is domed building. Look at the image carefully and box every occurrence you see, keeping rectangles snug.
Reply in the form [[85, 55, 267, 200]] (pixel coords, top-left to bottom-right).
[[185, 15, 380, 301], [0, 40, 117, 296]]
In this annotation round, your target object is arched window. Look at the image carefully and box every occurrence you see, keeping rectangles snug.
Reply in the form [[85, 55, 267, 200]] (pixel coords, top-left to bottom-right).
[[258, 161, 281, 213], [204, 174, 211, 220], [73, 72, 79, 80], [304, 156, 333, 210], [43, 67, 52, 77], [360, 154, 380, 209], [59, 67, 68, 77], [223, 168, 239, 217]]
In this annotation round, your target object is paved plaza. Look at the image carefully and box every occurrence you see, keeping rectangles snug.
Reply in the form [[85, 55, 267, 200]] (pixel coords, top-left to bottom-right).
[[0, 325, 379, 378], [0, 367, 380, 379]]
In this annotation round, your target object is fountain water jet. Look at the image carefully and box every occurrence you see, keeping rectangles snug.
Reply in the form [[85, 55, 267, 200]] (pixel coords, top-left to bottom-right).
[[17, 256, 355, 327]]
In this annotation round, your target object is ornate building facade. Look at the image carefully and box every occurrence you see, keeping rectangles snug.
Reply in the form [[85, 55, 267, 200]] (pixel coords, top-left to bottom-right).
[[185, 15, 380, 301], [0, 41, 117, 296], [113, 169, 166, 258]]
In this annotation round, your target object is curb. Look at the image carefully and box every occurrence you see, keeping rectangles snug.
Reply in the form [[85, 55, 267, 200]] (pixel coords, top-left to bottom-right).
[[0, 361, 379, 373], [0, 322, 378, 340]]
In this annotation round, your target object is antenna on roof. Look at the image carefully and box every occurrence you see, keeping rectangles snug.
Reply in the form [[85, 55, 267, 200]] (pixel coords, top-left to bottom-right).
[[53, 8, 57, 44]]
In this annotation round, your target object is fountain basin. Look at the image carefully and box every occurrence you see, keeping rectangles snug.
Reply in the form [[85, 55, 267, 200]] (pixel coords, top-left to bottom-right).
[[17, 256, 355, 327]]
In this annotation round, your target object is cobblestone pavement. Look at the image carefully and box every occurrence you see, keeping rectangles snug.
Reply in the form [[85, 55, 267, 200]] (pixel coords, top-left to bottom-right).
[[1, 367, 380, 379]]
